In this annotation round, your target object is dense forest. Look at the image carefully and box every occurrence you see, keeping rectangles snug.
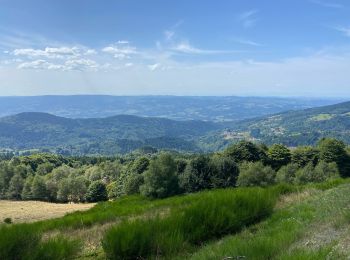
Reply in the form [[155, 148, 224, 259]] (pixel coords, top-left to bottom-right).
[[1, 137, 349, 203]]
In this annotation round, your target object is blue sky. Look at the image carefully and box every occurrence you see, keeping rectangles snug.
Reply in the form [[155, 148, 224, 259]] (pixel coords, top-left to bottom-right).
[[0, 0, 350, 97]]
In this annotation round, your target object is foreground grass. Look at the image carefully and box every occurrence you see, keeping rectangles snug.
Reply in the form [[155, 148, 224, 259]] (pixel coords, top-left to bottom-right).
[[103, 187, 278, 259], [0, 178, 348, 260], [189, 181, 350, 259]]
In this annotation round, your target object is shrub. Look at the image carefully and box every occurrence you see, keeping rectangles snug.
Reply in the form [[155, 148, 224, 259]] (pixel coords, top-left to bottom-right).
[[295, 163, 315, 184], [124, 173, 144, 195], [140, 153, 179, 198], [267, 144, 291, 170], [237, 161, 276, 187], [291, 146, 319, 167], [314, 161, 339, 182], [275, 163, 299, 184], [224, 141, 265, 163], [3, 217, 12, 224], [179, 155, 214, 193], [85, 181, 108, 202]]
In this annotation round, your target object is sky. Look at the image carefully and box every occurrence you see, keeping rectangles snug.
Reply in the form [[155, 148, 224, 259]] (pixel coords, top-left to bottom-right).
[[0, 0, 350, 97]]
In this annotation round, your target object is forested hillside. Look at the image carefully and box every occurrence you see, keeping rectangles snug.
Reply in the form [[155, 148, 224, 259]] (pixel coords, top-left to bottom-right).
[[224, 101, 350, 146], [0, 112, 221, 155]]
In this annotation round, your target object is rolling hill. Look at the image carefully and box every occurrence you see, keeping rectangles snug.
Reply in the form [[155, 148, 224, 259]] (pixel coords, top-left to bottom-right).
[[0, 95, 342, 122], [0, 112, 222, 155], [224, 101, 350, 146]]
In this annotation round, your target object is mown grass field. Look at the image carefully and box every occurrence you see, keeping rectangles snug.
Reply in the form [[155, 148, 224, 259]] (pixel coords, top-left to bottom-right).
[[0, 200, 95, 223], [1, 179, 350, 259]]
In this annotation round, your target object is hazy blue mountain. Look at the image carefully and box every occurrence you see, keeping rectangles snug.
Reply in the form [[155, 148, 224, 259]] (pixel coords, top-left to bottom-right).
[[222, 101, 350, 146], [0, 112, 221, 155], [0, 95, 343, 122]]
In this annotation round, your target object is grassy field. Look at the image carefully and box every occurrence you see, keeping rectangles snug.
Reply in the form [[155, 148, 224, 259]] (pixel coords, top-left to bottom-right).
[[1, 179, 349, 259], [0, 200, 95, 223]]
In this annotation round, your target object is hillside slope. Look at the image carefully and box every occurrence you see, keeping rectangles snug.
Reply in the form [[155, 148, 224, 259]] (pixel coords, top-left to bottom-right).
[[224, 101, 350, 146], [0, 112, 221, 154]]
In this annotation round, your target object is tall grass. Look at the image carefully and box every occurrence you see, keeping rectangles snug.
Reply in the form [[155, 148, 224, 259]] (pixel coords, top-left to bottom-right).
[[102, 187, 277, 259], [0, 224, 81, 260], [0, 224, 41, 260], [28, 236, 81, 260]]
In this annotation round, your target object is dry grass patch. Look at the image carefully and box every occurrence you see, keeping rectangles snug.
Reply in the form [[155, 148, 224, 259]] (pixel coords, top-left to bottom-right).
[[0, 200, 95, 223], [275, 189, 318, 209]]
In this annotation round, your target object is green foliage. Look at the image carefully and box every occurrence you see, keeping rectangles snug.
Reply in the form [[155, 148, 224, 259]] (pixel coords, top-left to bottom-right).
[[31, 175, 48, 201], [3, 217, 12, 224], [267, 144, 291, 169], [318, 138, 350, 177], [102, 187, 276, 259], [124, 173, 144, 195], [209, 155, 239, 188], [225, 141, 266, 163], [291, 146, 319, 167], [0, 224, 41, 260], [29, 236, 81, 260], [237, 161, 276, 187], [57, 176, 88, 203], [275, 163, 299, 184], [85, 181, 108, 202], [295, 163, 316, 184], [131, 156, 150, 174], [140, 153, 179, 198], [7, 172, 24, 200], [179, 155, 214, 193]]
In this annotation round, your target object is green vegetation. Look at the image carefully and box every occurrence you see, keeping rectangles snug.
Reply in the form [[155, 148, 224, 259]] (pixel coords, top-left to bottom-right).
[[1, 137, 350, 259], [228, 101, 350, 146], [102, 188, 276, 259], [190, 181, 350, 260]]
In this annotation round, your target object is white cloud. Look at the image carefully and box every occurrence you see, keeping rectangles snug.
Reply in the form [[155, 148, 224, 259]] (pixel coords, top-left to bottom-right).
[[125, 63, 133, 67], [17, 59, 51, 69], [164, 30, 175, 41], [237, 9, 259, 28], [171, 41, 237, 55], [17, 58, 99, 71], [102, 42, 137, 60], [85, 49, 97, 55], [13, 46, 81, 59], [334, 26, 350, 37], [148, 63, 161, 71], [310, 0, 343, 9], [233, 38, 262, 47], [64, 59, 99, 71]]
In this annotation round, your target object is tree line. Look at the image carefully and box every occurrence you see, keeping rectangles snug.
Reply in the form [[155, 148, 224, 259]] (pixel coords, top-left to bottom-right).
[[0, 138, 349, 202]]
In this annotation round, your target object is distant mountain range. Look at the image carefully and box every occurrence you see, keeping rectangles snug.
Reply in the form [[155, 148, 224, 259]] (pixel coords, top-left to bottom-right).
[[0, 95, 343, 122], [0, 112, 222, 155], [224, 101, 350, 146], [0, 98, 349, 155]]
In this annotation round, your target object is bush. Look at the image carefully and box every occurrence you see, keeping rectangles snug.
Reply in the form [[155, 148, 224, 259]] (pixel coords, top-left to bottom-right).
[[295, 163, 315, 184], [275, 163, 299, 184], [267, 144, 291, 170], [124, 173, 144, 195], [85, 181, 108, 202], [140, 153, 179, 198], [237, 161, 276, 187], [225, 141, 266, 163], [3, 217, 12, 224], [179, 155, 214, 193], [102, 187, 276, 259]]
